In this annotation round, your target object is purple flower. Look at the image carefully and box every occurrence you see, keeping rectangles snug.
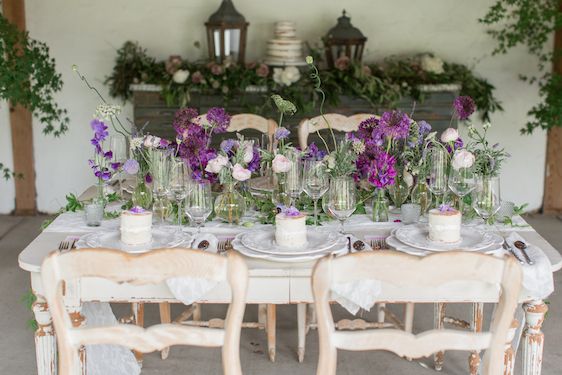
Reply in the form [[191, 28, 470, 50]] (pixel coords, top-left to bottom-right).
[[104, 151, 113, 160], [438, 204, 455, 213], [145, 173, 153, 184], [274, 127, 290, 140], [247, 146, 261, 173], [304, 142, 327, 161], [110, 162, 121, 171], [284, 206, 301, 217], [95, 169, 112, 181], [418, 120, 432, 136], [130, 206, 146, 214], [379, 110, 411, 139], [123, 159, 140, 175], [206, 107, 230, 133], [453, 96, 476, 120], [220, 139, 238, 154], [445, 137, 464, 153]]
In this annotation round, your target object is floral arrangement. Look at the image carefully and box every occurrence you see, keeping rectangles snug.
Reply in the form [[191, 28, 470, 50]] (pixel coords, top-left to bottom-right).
[[106, 42, 501, 121], [88, 119, 121, 183], [205, 135, 261, 185]]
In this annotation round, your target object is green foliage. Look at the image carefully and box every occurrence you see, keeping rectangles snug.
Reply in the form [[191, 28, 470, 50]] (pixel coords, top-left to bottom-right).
[[21, 289, 37, 331], [0, 161, 22, 180], [480, 0, 562, 133], [466, 123, 510, 177], [64, 193, 84, 212], [0, 13, 69, 136]]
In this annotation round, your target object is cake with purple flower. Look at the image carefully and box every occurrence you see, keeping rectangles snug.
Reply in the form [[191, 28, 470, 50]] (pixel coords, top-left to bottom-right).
[[428, 204, 461, 243], [275, 206, 307, 248], [121, 206, 152, 245]]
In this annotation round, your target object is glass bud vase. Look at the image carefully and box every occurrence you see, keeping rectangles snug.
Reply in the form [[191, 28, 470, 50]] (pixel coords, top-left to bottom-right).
[[372, 188, 389, 222], [410, 179, 431, 214], [214, 182, 247, 224], [387, 179, 410, 210], [272, 173, 291, 207], [132, 173, 153, 209]]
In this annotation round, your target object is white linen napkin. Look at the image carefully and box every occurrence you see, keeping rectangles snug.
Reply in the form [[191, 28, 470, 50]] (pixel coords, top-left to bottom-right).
[[44, 211, 120, 233], [505, 232, 554, 299]]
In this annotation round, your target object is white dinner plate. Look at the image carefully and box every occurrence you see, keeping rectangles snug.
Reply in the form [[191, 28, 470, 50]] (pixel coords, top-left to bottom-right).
[[240, 229, 340, 255], [77, 228, 193, 253], [385, 235, 504, 257], [394, 224, 503, 252], [232, 235, 348, 263]]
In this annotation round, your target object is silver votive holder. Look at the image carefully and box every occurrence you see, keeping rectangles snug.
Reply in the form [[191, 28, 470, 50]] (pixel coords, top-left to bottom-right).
[[401, 203, 422, 224], [84, 201, 104, 227]]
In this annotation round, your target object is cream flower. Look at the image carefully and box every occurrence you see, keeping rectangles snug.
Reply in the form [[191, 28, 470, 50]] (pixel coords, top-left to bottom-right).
[[420, 54, 445, 74], [452, 149, 476, 170], [272, 154, 292, 173], [172, 69, 190, 84], [273, 67, 301, 87], [403, 171, 414, 187], [440, 128, 459, 143], [232, 163, 251, 181], [243, 143, 254, 163], [205, 155, 229, 174]]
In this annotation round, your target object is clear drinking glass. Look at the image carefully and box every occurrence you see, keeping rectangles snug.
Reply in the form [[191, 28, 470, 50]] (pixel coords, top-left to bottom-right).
[[328, 177, 356, 234], [428, 148, 448, 206], [150, 149, 172, 224], [303, 159, 329, 226], [472, 175, 501, 223], [169, 158, 191, 232], [184, 180, 213, 234], [286, 149, 303, 206], [448, 157, 476, 215]]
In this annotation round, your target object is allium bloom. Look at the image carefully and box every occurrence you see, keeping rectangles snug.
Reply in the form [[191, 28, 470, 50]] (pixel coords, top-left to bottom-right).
[[453, 96, 476, 120], [335, 56, 351, 71], [123, 159, 140, 175], [274, 127, 290, 140], [379, 110, 411, 140], [418, 120, 432, 137], [206, 107, 230, 133], [256, 63, 270, 78]]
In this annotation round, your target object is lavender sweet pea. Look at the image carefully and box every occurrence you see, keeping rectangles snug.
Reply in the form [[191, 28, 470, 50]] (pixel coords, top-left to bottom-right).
[[283, 206, 301, 217], [129, 206, 146, 214], [438, 204, 455, 213]]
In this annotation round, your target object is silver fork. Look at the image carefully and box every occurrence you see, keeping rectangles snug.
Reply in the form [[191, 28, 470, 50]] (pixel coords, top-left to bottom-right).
[[218, 239, 233, 254], [58, 240, 70, 252]]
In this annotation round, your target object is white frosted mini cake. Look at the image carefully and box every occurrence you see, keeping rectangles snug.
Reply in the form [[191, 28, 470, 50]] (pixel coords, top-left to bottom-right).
[[275, 207, 307, 248], [121, 207, 153, 245], [428, 206, 462, 243]]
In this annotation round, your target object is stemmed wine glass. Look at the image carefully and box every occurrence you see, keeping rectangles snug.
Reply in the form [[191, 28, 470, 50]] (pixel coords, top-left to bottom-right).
[[448, 152, 476, 215], [286, 149, 303, 206], [303, 159, 329, 226], [169, 158, 191, 233], [184, 180, 213, 234], [472, 175, 501, 224], [109, 134, 127, 196], [328, 177, 357, 234], [428, 148, 448, 207]]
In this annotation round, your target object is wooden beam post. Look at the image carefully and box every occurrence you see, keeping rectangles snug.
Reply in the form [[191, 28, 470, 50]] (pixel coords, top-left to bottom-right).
[[2, 0, 37, 215]]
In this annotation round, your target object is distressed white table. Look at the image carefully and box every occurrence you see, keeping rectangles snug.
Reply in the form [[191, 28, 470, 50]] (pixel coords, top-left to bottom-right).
[[19, 221, 561, 375]]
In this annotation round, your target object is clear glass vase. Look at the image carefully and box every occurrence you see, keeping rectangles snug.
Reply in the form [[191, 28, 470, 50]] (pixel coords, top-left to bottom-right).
[[214, 182, 247, 224], [272, 173, 291, 207], [131, 173, 153, 209], [372, 188, 389, 222], [410, 178, 431, 214], [387, 178, 410, 209]]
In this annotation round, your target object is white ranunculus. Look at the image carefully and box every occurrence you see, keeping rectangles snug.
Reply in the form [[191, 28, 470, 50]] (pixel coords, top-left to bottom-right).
[[243, 143, 254, 163], [273, 68, 284, 85], [420, 54, 445, 74], [205, 155, 229, 173], [452, 149, 476, 170], [272, 154, 292, 173], [281, 66, 301, 86], [172, 69, 190, 84], [232, 163, 251, 181], [440, 128, 459, 143], [403, 171, 414, 187]]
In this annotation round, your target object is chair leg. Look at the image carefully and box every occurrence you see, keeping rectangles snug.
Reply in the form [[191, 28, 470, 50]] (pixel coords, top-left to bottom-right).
[[193, 303, 201, 321], [469, 302, 484, 375], [266, 304, 276, 362], [297, 303, 307, 363], [258, 304, 267, 327], [404, 303, 415, 333], [434, 303, 445, 371], [132, 303, 145, 365], [159, 302, 171, 360], [377, 302, 386, 323], [306, 303, 315, 334]]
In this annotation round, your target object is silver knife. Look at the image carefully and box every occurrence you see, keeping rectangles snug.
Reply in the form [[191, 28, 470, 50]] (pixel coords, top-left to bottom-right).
[[503, 241, 524, 264]]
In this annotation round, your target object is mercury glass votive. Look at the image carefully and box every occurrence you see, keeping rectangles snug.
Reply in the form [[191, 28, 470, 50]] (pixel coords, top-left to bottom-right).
[[401, 203, 421, 224], [84, 201, 104, 227]]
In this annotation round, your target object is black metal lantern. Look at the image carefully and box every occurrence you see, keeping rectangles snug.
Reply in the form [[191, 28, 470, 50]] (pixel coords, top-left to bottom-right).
[[205, 0, 249, 65], [323, 10, 367, 68]]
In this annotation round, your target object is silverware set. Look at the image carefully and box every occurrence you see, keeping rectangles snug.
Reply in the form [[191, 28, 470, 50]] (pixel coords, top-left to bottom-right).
[[503, 239, 533, 265], [217, 239, 233, 254], [58, 239, 77, 253], [369, 237, 388, 251]]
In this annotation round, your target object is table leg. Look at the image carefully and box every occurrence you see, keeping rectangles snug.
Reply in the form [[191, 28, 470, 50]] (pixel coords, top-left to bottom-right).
[[434, 303, 445, 371], [297, 303, 306, 363], [258, 304, 267, 327], [469, 302, 484, 375], [504, 319, 519, 375], [522, 301, 548, 375], [132, 303, 144, 365], [33, 298, 57, 375], [159, 302, 171, 360], [193, 303, 201, 321], [266, 304, 276, 362]]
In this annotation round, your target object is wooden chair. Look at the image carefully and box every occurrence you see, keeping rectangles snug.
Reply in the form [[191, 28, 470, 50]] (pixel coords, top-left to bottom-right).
[[41, 248, 248, 375], [312, 251, 522, 375], [298, 113, 375, 149], [198, 113, 278, 152]]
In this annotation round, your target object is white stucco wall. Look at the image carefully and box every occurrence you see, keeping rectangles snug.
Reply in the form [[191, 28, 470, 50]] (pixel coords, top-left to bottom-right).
[[0, 0, 548, 213]]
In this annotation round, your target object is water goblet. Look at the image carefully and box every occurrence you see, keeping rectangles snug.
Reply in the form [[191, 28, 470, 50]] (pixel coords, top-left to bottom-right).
[[327, 176, 356, 234], [303, 159, 329, 226], [184, 180, 213, 234], [169, 158, 191, 232], [471, 175, 501, 224]]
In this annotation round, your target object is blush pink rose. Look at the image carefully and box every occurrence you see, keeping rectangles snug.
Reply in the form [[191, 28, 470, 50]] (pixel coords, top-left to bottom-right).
[[272, 154, 292, 173], [232, 163, 251, 181]]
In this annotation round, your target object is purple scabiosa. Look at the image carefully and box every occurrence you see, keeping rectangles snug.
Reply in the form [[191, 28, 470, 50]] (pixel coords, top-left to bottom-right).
[[379, 110, 411, 140], [304, 142, 327, 161], [220, 139, 238, 154], [123, 159, 140, 175], [418, 120, 432, 137], [453, 96, 476, 120], [206, 107, 230, 133], [274, 127, 290, 141]]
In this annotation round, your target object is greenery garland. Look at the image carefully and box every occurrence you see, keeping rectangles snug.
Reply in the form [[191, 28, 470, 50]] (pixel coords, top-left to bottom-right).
[[106, 41, 501, 122]]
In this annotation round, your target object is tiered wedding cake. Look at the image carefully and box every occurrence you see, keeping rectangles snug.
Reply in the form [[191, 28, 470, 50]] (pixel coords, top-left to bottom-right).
[[121, 207, 153, 245], [428, 206, 461, 243], [275, 207, 307, 248], [264, 21, 306, 66]]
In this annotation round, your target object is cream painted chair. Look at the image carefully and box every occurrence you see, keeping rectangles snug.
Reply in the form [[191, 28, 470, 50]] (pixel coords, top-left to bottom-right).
[[312, 251, 522, 375], [297, 113, 375, 149], [41, 249, 248, 375]]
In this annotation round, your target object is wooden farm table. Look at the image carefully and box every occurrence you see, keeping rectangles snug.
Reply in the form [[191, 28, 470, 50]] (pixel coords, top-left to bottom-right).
[[19, 219, 562, 375]]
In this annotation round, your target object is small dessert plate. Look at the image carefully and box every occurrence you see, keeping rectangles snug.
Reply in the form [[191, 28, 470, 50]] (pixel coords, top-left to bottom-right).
[[394, 225, 503, 252], [239, 229, 340, 255], [77, 229, 193, 253]]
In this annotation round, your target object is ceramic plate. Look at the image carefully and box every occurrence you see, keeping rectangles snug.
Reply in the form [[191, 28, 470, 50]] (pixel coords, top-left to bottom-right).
[[393, 225, 503, 252], [77, 228, 192, 253], [240, 229, 340, 255], [386, 234, 504, 256]]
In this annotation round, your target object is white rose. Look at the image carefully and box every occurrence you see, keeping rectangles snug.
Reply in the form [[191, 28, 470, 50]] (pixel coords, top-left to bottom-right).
[[403, 171, 414, 187], [273, 68, 284, 85], [232, 163, 251, 181], [272, 154, 292, 173], [172, 69, 190, 84], [143, 135, 156, 148], [281, 66, 301, 86], [151, 136, 162, 148], [205, 155, 228, 173], [452, 149, 476, 170], [243, 143, 254, 163], [420, 54, 445, 74], [440, 128, 459, 143]]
